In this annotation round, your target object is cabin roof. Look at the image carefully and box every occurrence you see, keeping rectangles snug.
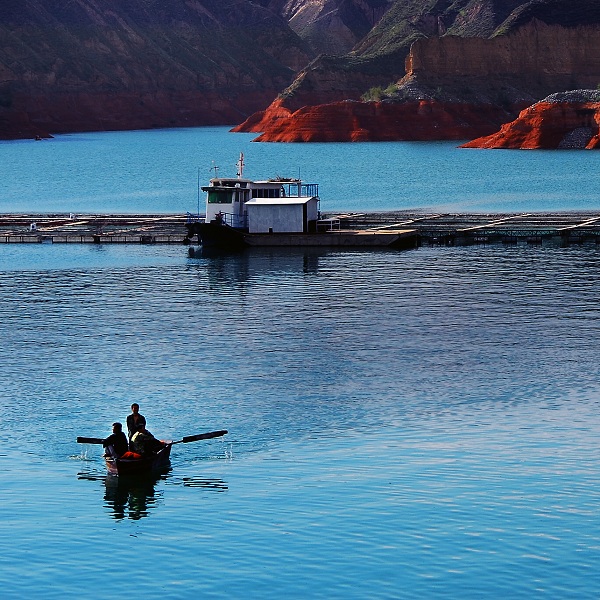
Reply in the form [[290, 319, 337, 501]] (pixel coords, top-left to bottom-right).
[[209, 178, 295, 185], [209, 178, 252, 184], [246, 197, 315, 206]]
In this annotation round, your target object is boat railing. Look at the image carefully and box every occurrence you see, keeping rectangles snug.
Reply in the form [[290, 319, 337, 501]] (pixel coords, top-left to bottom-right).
[[282, 182, 319, 198], [219, 212, 248, 229], [317, 218, 341, 231]]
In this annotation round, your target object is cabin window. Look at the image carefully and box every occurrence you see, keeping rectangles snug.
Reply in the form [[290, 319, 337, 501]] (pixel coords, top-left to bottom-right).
[[208, 190, 233, 204], [252, 188, 281, 199]]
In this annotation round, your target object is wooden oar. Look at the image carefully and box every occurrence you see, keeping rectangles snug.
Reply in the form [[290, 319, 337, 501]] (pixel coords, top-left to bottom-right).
[[77, 436, 104, 444], [171, 430, 228, 444], [77, 430, 227, 445]]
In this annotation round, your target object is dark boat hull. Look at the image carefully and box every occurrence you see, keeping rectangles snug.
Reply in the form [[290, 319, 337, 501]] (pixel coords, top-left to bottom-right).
[[105, 444, 172, 476], [188, 221, 247, 250], [187, 221, 418, 252]]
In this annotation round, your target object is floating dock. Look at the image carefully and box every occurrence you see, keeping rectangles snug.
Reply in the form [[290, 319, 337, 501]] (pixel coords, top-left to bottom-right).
[[3, 212, 600, 246], [0, 214, 187, 244], [334, 211, 600, 246]]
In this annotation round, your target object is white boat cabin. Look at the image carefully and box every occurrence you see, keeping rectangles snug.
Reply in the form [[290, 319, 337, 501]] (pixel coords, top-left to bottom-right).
[[201, 159, 320, 234]]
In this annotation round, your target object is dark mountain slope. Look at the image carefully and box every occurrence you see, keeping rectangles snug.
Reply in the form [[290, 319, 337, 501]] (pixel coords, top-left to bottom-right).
[[494, 0, 600, 34], [5, 0, 600, 140], [0, 0, 312, 138], [257, 0, 394, 55]]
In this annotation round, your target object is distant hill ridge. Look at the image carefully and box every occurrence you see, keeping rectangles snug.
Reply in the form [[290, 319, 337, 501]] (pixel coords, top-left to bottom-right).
[[0, 0, 311, 138], [2, 0, 600, 140], [264, 0, 600, 117], [236, 1, 600, 142]]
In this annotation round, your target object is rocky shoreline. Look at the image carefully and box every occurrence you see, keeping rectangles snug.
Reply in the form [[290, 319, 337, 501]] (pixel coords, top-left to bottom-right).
[[462, 90, 600, 149], [235, 22, 600, 146]]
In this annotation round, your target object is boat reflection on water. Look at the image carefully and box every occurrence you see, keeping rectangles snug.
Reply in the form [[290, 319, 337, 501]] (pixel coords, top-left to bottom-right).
[[78, 471, 228, 520], [187, 247, 327, 294], [104, 471, 168, 521], [78, 470, 168, 521]]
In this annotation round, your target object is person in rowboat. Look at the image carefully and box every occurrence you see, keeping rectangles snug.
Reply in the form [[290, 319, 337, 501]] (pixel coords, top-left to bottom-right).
[[126, 403, 146, 442], [102, 422, 129, 458], [130, 423, 166, 457]]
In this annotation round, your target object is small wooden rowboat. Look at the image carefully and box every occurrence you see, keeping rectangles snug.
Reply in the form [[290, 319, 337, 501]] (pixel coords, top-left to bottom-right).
[[77, 430, 228, 476], [105, 443, 173, 476]]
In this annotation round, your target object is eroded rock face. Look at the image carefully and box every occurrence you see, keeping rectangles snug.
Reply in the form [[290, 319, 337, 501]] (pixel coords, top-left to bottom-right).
[[407, 20, 600, 89], [237, 21, 600, 142], [461, 91, 600, 149], [241, 99, 512, 142]]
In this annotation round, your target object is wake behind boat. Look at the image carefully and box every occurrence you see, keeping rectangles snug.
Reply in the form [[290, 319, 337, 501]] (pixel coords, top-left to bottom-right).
[[185, 154, 417, 252]]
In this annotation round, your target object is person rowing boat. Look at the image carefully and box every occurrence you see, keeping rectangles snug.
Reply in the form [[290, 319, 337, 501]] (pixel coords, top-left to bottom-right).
[[102, 422, 129, 459], [130, 423, 167, 457]]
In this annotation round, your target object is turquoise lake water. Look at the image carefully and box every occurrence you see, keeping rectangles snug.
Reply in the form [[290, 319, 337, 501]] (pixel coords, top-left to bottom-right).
[[1, 128, 600, 598], [2, 126, 600, 214]]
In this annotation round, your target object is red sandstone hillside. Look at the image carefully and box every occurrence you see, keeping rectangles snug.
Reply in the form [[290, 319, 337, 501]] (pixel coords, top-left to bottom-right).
[[237, 20, 600, 142], [4, 0, 600, 141], [461, 91, 600, 149], [243, 99, 508, 142], [235, 0, 600, 142]]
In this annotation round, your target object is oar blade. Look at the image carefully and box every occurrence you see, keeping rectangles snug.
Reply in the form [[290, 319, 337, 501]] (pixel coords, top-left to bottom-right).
[[182, 430, 228, 444], [77, 436, 105, 444]]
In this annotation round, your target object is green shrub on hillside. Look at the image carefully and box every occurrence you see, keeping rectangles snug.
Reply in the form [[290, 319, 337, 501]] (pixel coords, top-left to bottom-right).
[[361, 83, 397, 102]]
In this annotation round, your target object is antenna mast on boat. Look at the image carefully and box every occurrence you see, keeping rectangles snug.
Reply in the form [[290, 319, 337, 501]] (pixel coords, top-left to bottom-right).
[[197, 167, 201, 216], [236, 152, 245, 179], [210, 161, 219, 178]]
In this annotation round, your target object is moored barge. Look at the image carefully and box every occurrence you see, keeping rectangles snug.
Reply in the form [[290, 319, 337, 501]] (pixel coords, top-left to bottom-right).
[[185, 154, 417, 252]]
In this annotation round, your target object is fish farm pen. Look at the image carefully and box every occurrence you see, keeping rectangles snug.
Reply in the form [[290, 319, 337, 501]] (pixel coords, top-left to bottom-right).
[[3, 212, 600, 246], [330, 211, 600, 246], [0, 214, 188, 244]]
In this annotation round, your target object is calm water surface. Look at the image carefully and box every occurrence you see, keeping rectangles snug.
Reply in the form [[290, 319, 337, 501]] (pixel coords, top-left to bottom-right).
[[2, 127, 600, 597], [1, 126, 600, 213], [1, 242, 600, 598]]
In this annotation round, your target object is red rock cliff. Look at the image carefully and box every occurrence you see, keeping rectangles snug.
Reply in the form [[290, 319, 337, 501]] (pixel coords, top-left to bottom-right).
[[407, 20, 600, 90], [236, 21, 600, 142], [249, 99, 510, 142], [461, 91, 600, 149]]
